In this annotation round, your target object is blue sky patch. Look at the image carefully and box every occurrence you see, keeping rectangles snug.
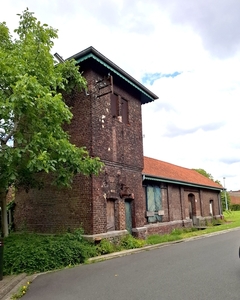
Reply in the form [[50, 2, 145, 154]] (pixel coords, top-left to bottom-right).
[[142, 71, 181, 85]]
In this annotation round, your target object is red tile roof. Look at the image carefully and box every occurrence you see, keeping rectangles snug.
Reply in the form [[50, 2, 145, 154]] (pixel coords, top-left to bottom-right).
[[143, 156, 222, 190]]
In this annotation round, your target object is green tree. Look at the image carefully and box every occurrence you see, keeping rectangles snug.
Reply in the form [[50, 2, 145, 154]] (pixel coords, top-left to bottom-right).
[[0, 9, 103, 236], [193, 168, 214, 180], [220, 191, 231, 212]]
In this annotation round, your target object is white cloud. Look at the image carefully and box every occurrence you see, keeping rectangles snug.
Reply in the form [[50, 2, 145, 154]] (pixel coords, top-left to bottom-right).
[[1, 0, 240, 190]]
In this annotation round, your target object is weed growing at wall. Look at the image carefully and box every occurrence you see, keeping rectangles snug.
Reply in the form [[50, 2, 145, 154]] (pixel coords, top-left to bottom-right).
[[95, 235, 146, 255], [95, 239, 117, 255], [147, 233, 181, 245], [119, 234, 146, 249]]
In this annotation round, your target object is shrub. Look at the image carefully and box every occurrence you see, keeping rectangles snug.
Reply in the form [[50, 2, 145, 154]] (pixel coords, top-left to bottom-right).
[[230, 204, 240, 211], [3, 230, 97, 275]]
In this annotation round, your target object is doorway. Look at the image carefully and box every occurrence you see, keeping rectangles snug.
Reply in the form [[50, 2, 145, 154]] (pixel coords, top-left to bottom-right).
[[125, 200, 132, 234], [188, 194, 196, 224], [107, 199, 115, 231]]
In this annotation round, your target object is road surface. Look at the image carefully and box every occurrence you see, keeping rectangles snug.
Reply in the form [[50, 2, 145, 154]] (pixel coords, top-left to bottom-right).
[[23, 229, 240, 300]]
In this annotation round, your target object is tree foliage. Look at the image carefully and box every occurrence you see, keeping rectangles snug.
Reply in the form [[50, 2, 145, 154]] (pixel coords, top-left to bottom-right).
[[0, 9, 103, 235], [220, 191, 231, 211], [193, 168, 214, 181]]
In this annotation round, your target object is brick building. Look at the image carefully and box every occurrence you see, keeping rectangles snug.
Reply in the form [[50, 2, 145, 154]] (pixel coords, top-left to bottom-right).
[[142, 157, 222, 237], [229, 190, 240, 205], [15, 47, 223, 239]]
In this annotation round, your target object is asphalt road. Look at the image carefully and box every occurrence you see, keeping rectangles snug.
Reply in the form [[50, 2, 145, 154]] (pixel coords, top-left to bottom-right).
[[23, 229, 240, 300]]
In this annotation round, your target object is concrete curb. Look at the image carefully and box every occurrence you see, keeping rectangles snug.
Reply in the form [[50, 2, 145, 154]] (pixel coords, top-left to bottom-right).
[[0, 273, 26, 300], [1, 274, 37, 300]]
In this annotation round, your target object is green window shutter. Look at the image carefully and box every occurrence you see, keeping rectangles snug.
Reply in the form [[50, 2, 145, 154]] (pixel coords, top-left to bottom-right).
[[146, 186, 162, 223]]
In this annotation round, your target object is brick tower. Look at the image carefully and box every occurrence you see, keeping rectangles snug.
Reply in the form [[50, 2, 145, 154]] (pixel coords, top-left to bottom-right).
[[15, 47, 158, 239]]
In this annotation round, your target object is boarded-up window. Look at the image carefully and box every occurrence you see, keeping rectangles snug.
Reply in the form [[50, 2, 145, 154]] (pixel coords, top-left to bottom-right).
[[146, 186, 162, 223], [107, 199, 115, 231], [111, 94, 118, 117], [121, 98, 128, 124]]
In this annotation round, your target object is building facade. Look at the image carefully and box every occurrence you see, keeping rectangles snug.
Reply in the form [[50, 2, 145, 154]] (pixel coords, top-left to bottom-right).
[[14, 47, 222, 239], [142, 157, 222, 237]]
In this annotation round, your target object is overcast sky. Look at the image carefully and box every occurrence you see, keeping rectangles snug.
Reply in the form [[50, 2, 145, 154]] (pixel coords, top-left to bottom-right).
[[1, 0, 240, 191]]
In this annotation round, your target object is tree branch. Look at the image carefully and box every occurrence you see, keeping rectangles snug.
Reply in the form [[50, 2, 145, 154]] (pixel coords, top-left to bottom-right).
[[1, 120, 19, 145]]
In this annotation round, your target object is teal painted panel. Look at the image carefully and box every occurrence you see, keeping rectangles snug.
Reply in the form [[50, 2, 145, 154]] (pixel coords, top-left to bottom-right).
[[146, 186, 162, 222], [154, 186, 161, 210], [125, 201, 132, 234], [147, 186, 155, 211]]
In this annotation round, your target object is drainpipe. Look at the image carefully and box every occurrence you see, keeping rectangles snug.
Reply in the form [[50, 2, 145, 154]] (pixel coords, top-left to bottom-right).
[[218, 191, 222, 216], [179, 186, 184, 227]]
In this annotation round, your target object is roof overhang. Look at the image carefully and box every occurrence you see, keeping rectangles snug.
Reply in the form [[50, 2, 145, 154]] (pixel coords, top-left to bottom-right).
[[143, 174, 223, 192], [67, 46, 158, 105]]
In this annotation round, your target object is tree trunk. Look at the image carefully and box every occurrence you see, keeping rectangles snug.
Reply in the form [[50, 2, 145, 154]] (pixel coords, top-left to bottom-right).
[[0, 189, 8, 237]]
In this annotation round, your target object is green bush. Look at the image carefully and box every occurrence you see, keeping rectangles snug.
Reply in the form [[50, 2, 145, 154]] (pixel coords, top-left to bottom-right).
[[230, 204, 240, 211], [3, 230, 97, 275], [3, 231, 148, 275]]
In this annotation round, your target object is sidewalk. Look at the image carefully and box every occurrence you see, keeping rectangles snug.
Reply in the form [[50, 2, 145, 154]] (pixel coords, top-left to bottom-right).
[[0, 273, 36, 300]]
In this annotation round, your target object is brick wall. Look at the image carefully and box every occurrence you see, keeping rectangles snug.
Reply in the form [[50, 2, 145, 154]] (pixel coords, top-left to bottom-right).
[[168, 185, 182, 221], [199, 189, 221, 216], [14, 173, 92, 233]]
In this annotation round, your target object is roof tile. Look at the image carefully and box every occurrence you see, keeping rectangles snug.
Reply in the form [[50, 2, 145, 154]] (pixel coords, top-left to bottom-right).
[[143, 156, 222, 189]]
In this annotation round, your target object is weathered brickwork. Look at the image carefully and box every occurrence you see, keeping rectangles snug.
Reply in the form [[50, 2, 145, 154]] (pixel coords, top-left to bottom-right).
[[91, 165, 144, 234], [14, 173, 92, 233], [199, 189, 221, 217], [146, 220, 192, 236]]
